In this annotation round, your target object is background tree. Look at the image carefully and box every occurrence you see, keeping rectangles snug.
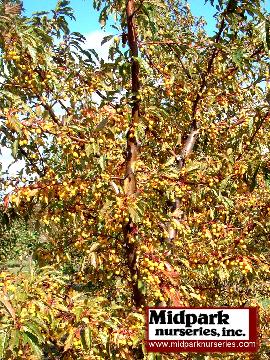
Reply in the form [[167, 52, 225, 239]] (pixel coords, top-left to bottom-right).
[[0, 0, 270, 358]]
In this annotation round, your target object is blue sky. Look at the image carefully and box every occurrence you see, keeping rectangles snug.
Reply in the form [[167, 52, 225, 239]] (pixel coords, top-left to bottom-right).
[[21, 0, 270, 38], [22, 0, 218, 35], [23, 0, 101, 34]]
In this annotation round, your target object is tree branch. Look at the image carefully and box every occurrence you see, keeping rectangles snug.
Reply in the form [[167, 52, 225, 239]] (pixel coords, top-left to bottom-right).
[[168, 0, 236, 242]]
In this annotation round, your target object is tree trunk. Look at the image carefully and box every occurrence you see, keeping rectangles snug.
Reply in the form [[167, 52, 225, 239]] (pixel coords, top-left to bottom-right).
[[123, 0, 144, 307]]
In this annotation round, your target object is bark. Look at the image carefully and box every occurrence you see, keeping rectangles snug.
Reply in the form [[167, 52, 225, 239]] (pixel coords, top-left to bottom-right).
[[177, 129, 199, 170], [168, 128, 199, 241], [123, 0, 144, 307], [168, 0, 235, 242]]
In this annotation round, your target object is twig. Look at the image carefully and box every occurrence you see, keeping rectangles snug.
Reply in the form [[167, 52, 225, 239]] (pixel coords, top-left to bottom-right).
[[167, 43, 192, 80], [236, 111, 270, 161]]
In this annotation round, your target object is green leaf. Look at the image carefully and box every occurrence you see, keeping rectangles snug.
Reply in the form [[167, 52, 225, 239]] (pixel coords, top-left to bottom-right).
[[250, 163, 260, 191], [178, 258, 190, 268], [23, 321, 44, 344], [88, 242, 100, 253], [64, 331, 74, 352], [128, 203, 143, 223], [219, 194, 234, 209], [27, 46, 37, 62], [263, 166, 270, 188], [248, 117, 254, 133], [265, 20, 270, 50], [85, 144, 93, 157], [99, 5, 109, 27], [32, 11, 50, 16], [81, 327, 92, 350], [101, 35, 113, 46], [74, 307, 84, 321], [185, 161, 201, 173], [95, 117, 108, 131], [138, 279, 146, 294], [148, 106, 169, 120], [219, 175, 232, 190], [9, 329, 20, 350], [165, 156, 176, 167], [218, 267, 229, 281], [259, 297, 270, 309], [88, 48, 100, 62], [130, 312, 145, 322], [190, 292, 201, 300], [0, 331, 8, 358], [99, 331, 109, 347], [99, 155, 106, 170], [232, 49, 244, 67], [12, 139, 19, 158], [148, 354, 157, 360], [22, 331, 42, 357]]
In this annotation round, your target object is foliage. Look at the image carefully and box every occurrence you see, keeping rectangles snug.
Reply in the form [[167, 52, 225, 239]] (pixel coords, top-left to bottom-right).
[[0, 266, 145, 359], [0, 0, 270, 359], [0, 207, 40, 264]]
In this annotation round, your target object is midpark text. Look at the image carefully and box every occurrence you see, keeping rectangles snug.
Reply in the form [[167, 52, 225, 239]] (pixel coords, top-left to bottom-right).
[[146, 307, 258, 353]]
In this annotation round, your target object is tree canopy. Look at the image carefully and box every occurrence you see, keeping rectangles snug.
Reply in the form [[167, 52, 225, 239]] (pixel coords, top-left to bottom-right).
[[0, 0, 270, 358]]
